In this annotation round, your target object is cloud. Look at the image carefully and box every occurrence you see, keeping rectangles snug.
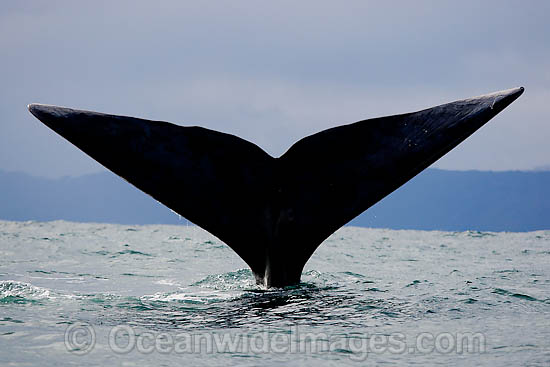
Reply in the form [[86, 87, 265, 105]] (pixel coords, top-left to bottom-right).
[[1, 0, 548, 177]]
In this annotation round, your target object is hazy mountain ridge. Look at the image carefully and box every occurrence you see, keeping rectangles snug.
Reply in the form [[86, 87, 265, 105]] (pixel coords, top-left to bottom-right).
[[1, 169, 548, 231], [349, 169, 550, 231]]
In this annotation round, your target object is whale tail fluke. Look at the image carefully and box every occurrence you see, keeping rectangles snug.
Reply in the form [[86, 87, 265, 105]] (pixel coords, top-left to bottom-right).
[[28, 87, 524, 287]]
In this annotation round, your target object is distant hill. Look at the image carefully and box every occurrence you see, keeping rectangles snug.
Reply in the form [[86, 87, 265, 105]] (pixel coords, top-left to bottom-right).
[[348, 169, 550, 231], [0, 169, 548, 231]]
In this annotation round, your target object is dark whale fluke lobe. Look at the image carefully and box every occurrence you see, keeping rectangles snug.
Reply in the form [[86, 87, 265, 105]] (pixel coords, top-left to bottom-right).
[[28, 87, 524, 287]]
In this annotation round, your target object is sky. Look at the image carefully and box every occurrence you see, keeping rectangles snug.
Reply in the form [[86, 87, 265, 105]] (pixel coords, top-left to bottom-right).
[[1, 1, 549, 178]]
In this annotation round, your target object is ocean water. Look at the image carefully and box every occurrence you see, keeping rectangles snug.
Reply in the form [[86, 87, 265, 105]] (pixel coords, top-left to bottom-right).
[[0, 220, 549, 366]]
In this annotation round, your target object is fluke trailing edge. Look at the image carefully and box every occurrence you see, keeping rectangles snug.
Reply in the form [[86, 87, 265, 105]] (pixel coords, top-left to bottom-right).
[[28, 87, 524, 287]]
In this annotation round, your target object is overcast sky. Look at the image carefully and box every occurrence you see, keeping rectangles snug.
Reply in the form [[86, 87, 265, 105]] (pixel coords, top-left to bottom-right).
[[1, 1, 548, 178]]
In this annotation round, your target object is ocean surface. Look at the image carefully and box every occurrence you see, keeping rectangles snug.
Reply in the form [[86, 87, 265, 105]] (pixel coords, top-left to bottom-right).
[[1, 220, 549, 366]]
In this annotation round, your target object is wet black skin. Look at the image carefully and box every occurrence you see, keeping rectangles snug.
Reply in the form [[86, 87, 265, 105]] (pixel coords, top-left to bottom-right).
[[28, 87, 524, 287]]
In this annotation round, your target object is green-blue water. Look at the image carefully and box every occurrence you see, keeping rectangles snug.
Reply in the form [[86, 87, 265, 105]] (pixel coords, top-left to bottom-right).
[[1, 220, 549, 365]]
